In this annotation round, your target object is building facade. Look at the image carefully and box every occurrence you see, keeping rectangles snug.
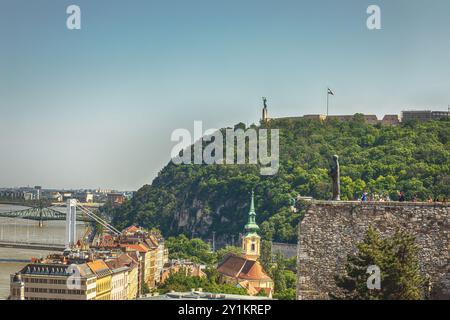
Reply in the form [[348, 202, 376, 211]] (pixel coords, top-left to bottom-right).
[[87, 260, 112, 300], [107, 263, 129, 300], [402, 109, 449, 122], [121, 244, 153, 291], [10, 263, 97, 300], [127, 261, 139, 300]]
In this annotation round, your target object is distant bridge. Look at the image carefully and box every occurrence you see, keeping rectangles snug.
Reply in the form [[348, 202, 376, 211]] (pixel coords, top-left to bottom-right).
[[0, 206, 95, 223], [0, 200, 120, 251]]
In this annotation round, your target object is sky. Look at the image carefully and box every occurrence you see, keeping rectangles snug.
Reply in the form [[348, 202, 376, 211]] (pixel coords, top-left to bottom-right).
[[0, 0, 449, 190]]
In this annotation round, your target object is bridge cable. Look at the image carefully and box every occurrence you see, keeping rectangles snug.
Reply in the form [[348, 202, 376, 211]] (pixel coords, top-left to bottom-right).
[[76, 205, 119, 234], [75, 203, 120, 236], [77, 203, 121, 234]]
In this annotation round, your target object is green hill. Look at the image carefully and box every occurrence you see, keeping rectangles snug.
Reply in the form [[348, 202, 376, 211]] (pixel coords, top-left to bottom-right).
[[104, 116, 449, 244]]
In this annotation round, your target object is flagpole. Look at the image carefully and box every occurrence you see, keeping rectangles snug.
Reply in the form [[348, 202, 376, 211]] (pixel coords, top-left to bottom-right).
[[327, 90, 329, 116]]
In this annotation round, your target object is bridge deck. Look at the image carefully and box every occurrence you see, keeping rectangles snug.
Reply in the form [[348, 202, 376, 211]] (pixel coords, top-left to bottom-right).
[[0, 241, 65, 251]]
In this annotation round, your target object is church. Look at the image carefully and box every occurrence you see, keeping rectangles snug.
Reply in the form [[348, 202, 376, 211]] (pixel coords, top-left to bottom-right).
[[217, 191, 274, 297]]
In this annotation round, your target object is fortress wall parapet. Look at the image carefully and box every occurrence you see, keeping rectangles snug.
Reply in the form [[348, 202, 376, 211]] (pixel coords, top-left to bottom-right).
[[297, 201, 449, 300]]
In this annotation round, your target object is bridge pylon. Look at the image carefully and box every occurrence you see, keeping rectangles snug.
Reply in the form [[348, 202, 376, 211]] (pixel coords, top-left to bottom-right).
[[65, 199, 77, 248]]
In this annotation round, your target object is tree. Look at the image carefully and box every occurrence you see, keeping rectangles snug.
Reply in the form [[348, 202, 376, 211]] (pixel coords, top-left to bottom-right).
[[381, 229, 426, 300], [165, 234, 215, 265], [141, 282, 150, 295], [271, 252, 287, 292], [158, 269, 247, 295], [335, 227, 425, 300], [256, 289, 268, 297], [273, 288, 296, 300], [268, 252, 298, 300], [259, 240, 273, 273], [283, 270, 297, 289]]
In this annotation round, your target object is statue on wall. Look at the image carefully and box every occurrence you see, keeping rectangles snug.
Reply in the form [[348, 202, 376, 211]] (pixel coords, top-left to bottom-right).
[[329, 155, 340, 201]]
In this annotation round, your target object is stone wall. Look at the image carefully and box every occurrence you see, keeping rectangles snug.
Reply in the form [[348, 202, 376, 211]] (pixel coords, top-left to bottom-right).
[[272, 242, 297, 258], [297, 201, 449, 300]]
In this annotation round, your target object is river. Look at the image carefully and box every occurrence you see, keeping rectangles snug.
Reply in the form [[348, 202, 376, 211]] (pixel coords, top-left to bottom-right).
[[0, 204, 86, 300]]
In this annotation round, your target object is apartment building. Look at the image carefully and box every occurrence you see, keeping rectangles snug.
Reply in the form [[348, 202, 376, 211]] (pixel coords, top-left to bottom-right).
[[106, 260, 129, 300], [116, 253, 140, 300], [147, 234, 168, 284], [121, 244, 153, 290], [143, 237, 158, 287], [10, 263, 97, 300], [87, 260, 112, 300], [119, 227, 168, 287]]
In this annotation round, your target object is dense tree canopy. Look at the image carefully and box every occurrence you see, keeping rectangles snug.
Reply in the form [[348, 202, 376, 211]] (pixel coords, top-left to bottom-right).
[[165, 234, 215, 265], [164, 234, 243, 266], [104, 118, 449, 243]]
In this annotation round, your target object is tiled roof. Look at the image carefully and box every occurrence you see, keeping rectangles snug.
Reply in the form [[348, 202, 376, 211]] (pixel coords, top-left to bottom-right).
[[217, 255, 246, 277], [121, 244, 149, 253], [147, 235, 159, 247], [105, 258, 131, 273], [117, 254, 139, 269], [87, 260, 112, 277], [239, 260, 271, 281], [126, 251, 141, 263], [217, 254, 272, 281], [77, 264, 95, 277], [144, 239, 157, 249], [123, 225, 141, 233]]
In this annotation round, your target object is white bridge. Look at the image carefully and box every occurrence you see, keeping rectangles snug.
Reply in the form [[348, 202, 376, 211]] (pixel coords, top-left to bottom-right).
[[0, 200, 120, 250]]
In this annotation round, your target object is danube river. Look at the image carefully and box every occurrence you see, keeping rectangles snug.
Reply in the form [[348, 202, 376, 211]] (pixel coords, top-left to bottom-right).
[[0, 204, 85, 299]]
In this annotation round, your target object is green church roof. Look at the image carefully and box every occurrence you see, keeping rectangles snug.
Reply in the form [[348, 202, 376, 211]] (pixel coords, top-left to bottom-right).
[[244, 190, 260, 235]]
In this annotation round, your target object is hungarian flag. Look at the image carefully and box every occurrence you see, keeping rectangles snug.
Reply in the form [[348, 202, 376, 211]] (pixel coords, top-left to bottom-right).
[[328, 88, 334, 95]]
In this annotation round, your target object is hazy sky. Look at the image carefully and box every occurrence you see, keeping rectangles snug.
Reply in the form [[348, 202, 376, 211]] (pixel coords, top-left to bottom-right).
[[1, 0, 449, 190]]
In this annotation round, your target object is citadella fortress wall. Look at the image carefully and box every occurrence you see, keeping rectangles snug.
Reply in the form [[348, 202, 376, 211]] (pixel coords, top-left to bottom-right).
[[296, 202, 449, 300]]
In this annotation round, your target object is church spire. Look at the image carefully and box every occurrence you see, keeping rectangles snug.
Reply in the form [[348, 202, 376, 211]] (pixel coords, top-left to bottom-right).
[[245, 190, 260, 236], [242, 190, 261, 261]]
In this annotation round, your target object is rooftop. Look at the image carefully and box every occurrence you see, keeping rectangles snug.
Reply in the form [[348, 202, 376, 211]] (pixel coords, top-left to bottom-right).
[[217, 254, 272, 281], [87, 259, 112, 277]]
